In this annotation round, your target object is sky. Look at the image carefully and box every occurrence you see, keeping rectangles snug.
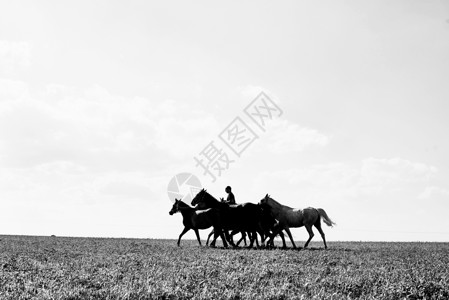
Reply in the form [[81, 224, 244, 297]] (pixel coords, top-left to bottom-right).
[[1, 1, 448, 242]]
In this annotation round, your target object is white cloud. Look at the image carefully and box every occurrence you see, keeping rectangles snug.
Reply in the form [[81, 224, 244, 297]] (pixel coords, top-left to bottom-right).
[[0, 82, 219, 170], [0, 78, 29, 101], [0, 81, 220, 210], [0, 160, 157, 205], [262, 119, 329, 154], [238, 85, 281, 105], [360, 157, 437, 186], [229, 86, 330, 154], [252, 157, 438, 204], [0, 40, 31, 75], [418, 186, 449, 199]]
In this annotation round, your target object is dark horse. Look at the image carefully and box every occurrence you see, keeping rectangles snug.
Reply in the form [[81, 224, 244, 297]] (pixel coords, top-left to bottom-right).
[[191, 189, 262, 248], [259, 203, 287, 248], [205, 198, 248, 247], [169, 199, 228, 247]]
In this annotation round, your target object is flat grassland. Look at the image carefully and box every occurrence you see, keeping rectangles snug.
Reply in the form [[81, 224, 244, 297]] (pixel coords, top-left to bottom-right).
[[0, 235, 448, 299]]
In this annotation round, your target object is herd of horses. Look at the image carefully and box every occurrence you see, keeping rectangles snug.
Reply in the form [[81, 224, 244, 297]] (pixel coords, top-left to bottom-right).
[[169, 189, 336, 249]]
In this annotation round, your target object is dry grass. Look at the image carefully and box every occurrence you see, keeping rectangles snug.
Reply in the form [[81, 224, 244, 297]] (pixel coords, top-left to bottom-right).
[[0, 235, 448, 299]]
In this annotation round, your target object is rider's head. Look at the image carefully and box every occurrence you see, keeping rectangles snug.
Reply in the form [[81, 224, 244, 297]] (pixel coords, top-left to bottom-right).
[[225, 186, 231, 193]]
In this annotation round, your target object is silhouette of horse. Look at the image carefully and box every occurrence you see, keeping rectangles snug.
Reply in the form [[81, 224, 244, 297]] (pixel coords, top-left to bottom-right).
[[205, 198, 248, 247], [258, 203, 286, 248], [169, 199, 228, 247], [259, 194, 336, 249], [191, 189, 262, 248]]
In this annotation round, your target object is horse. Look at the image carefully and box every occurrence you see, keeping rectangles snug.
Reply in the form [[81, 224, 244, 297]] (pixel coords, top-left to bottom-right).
[[258, 203, 286, 248], [259, 194, 336, 249], [191, 189, 262, 248], [205, 198, 248, 247], [169, 199, 228, 247]]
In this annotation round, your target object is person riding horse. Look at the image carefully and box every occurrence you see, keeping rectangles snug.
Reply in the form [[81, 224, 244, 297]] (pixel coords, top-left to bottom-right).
[[225, 186, 235, 205]]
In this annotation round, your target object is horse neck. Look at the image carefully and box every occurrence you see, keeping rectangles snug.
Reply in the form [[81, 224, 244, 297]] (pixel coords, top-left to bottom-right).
[[177, 203, 195, 216], [204, 193, 221, 208], [268, 197, 284, 212]]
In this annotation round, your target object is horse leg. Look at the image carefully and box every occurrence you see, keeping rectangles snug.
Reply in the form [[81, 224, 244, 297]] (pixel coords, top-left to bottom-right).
[[259, 230, 266, 246], [266, 232, 273, 247], [238, 231, 247, 246], [279, 230, 287, 248], [266, 228, 278, 248], [225, 230, 237, 247], [236, 231, 248, 247], [268, 226, 282, 248], [304, 224, 315, 249], [177, 227, 190, 246], [224, 230, 236, 247], [255, 232, 261, 248], [218, 229, 228, 248], [314, 220, 327, 249], [258, 230, 266, 248], [246, 231, 256, 249], [209, 227, 219, 247], [284, 227, 297, 249], [206, 229, 214, 246], [233, 230, 244, 247], [194, 229, 202, 246], [230, 231, 237, 246], [210, 229, 219, 247]]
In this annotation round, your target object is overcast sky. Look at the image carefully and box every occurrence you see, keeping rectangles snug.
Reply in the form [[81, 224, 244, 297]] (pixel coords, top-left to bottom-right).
[[1, 1, 448, 242]]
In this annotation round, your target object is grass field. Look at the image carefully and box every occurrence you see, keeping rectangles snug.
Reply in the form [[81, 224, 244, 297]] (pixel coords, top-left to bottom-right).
[[0, 235, 448, 299]]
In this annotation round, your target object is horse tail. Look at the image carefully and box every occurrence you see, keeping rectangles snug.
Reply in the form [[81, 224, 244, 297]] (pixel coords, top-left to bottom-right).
[[317, 208, 336, 227]]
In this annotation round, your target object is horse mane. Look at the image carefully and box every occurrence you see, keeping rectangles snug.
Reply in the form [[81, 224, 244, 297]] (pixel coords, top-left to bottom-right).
[[174, 199, 196, 211], [202, 190, 220, 203], [268, 196, 293, 210], [177, 200, 191, 208]]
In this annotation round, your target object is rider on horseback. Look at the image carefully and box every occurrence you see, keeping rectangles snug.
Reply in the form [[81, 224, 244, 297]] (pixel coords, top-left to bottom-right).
[[225, 186, 235, 205]]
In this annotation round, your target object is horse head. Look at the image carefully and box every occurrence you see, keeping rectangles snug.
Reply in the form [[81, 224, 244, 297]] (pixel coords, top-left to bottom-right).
[[191, 188, 206, 207], [169, 198, 181, 215], [191, 188, 221, 209], [260, 193, 271, 205]]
